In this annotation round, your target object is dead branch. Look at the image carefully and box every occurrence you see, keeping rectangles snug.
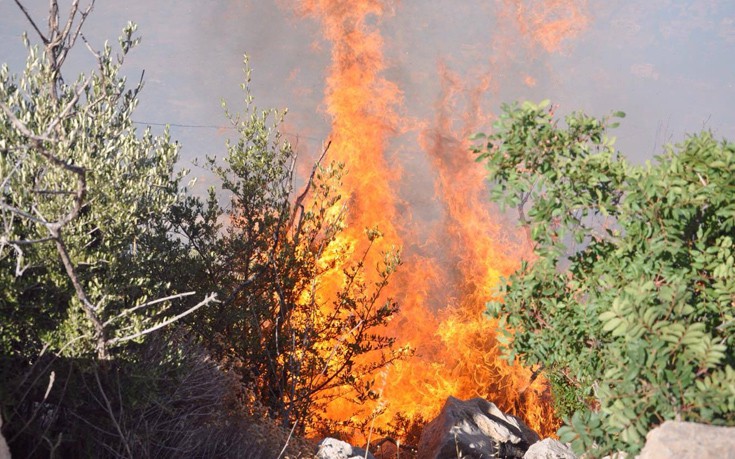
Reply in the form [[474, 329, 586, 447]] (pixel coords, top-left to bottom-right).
[[13, 0, 47, 43], [220, 270, 261, 308], [2, 88, 102, 355], [94, 368, 133, 458], [276, 419, 298, 459], [288, 140, 331, 233], [107, 293, 219, 346], [102, 291, 197, 327], [12, 0, 96, 99]]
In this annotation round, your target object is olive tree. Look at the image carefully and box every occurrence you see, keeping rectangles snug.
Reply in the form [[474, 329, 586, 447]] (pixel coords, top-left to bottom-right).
[[473, 101, 735, 456], [0, 1, 215, 360], [1, 2, 223, 456]]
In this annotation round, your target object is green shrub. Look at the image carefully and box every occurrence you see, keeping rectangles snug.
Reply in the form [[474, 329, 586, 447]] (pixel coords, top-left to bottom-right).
[[473, 101, 735, 456]]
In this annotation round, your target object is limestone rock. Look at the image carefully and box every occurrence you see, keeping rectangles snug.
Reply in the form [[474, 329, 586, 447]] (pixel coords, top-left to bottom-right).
[[417, 396, 541, 459], [638, 421, 735, 459], [523, 438, 576, 459], [317, 437, 376, 459]]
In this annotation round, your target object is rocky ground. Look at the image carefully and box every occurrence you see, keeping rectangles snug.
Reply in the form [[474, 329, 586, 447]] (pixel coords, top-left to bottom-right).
[[314, 397, 735, 459]]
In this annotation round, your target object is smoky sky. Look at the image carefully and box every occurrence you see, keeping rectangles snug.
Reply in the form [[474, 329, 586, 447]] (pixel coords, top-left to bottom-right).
[[1, 0, 734, 190]]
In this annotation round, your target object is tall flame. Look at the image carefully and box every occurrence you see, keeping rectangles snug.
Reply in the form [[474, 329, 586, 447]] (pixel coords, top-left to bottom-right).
[[292, 0, 589, 442]]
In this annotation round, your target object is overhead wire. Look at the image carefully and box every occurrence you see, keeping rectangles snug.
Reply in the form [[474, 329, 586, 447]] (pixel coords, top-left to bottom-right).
[[132, 120, 324, 142]]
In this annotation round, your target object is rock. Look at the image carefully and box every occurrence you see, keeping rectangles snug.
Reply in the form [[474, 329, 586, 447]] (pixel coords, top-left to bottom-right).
[[0, 415, 10, 459], [417, 396, 541, 459], [372, 437, 417, 458], [638, 421, 735, 459], [524, 438, 576, 459], [317, 437, 376, 459]]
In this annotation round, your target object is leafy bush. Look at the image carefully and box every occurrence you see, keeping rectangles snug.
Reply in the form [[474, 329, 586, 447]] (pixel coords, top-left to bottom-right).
[[165, 65, 408, 433], [473, 101, 735, 456], [0, 12, 213, 361]]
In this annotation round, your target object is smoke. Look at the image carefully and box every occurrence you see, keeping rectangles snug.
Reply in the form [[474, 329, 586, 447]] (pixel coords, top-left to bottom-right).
[[283, 0, 591, 440]]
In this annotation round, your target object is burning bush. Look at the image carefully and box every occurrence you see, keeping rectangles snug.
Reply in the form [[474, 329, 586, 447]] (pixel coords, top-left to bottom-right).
[[169, 64, 410, 434]]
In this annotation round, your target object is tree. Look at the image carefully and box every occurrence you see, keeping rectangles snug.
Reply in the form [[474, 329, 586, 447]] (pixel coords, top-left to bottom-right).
[[0, 1, 215, 361], [165, 65, 409, 433], [473, 100, 735, 456], [1, 2, 225, 456]]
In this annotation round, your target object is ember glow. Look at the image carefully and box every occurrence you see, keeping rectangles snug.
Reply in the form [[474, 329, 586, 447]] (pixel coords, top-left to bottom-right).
[[293, 0, 589, 440]]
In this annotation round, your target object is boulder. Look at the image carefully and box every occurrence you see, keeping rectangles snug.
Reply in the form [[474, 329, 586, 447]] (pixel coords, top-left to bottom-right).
[[317, 437, 376, 459], [638, 421, 735, 459], [523, 438, 576, 459], [417, 396, 541, 458]]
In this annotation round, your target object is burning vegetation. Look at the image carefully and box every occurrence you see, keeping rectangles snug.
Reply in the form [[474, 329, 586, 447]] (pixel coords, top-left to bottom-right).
[[292, 0, 591, 441], [2, 0, 631, 456]]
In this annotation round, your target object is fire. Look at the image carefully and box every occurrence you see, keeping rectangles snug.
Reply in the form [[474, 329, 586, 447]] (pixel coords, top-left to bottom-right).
[[501, 0, 590, 54], [288, 0, 589, 442]]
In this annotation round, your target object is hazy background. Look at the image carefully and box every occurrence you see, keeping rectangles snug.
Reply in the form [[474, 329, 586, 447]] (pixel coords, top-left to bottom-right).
[[2, 0, 734, 189]]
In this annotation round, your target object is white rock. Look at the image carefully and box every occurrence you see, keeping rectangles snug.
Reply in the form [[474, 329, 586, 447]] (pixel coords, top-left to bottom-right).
[[524, 438, 576, 459], [639, 421, 735, 459], [417, 396, 541, 458], [317, 437, 375, 459]]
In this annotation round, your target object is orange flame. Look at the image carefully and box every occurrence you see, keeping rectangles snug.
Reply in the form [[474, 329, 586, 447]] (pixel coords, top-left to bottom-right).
[[291, 0, 589, 442], [502, 0, 590, 54]]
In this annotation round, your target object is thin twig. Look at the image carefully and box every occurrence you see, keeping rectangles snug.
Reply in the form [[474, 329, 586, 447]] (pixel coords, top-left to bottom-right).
[[1, 236, 56, 246], [57, 1, 96, 70], [220, 271, 261, 308], [276, 419, 298, 459], [43, 74, 92, 136], [288, 140, 331, 232], [13, 0, 48, 43], [0, 201, 48, 226], [52, 231, 107, 356], [0, 102, 53, 142], [93, 368, 133, 458], [102, 291, 196, 327], [107, 293, 218, 345]]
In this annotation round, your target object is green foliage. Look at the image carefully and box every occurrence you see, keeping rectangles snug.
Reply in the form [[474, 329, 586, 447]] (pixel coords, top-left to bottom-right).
[[164, 61, 407, 433], [547, 370, 588, 422], [474, 101, 735, 456], [0, 5, 229, 456], [1, 2, 405, 453], [0, 22, 195, 359]]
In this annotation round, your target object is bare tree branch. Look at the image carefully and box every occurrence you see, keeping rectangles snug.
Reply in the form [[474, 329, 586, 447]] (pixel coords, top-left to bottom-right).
[[0, 235, 55, 246], [94, 368, 133, 458], [51, 229, 107, 357], [13, 0, 48, 44], [57, 1, 96, 70], [276, 419, 298, 459], [0, 102, 54, 142], [107, 293, 219, 346], [288, 140, 331, 233], [220, 271, 261, 308], [43, 74, 92, 136], [59, 0, 80, 44], [103, 291, 197, 327], [0, 200, 49, 226]]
